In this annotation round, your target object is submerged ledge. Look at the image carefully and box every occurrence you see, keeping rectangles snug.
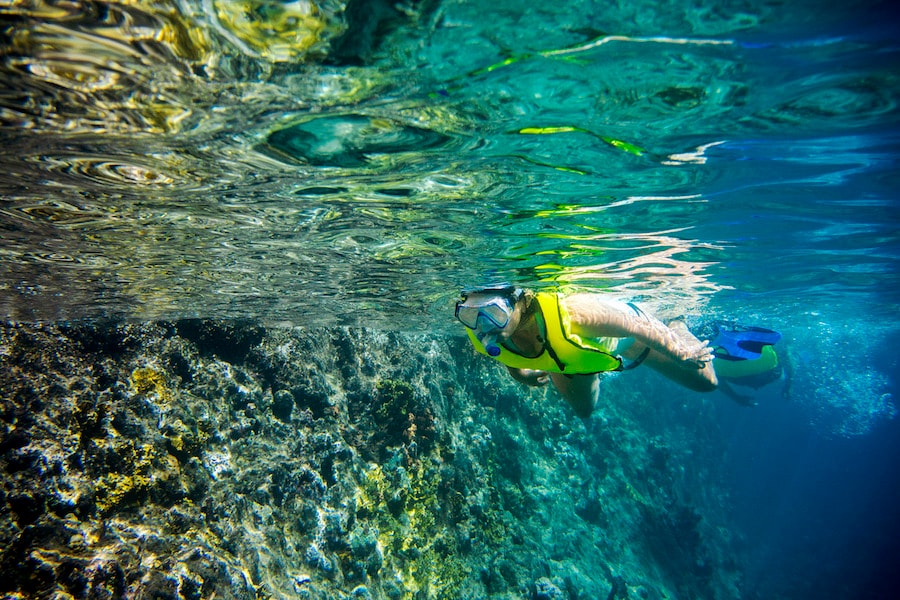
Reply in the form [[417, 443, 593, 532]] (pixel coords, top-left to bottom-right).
[[0, 320, 741, 599]]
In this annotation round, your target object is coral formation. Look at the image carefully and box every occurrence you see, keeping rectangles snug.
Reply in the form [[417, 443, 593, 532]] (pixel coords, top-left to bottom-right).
[[132, 366, 173, 403], [0, 320, 742, 598]]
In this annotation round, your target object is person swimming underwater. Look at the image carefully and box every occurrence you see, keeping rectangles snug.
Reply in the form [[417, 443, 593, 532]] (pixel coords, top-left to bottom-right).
[[455, 285, 717, 417], [455, 286, 784, 416]]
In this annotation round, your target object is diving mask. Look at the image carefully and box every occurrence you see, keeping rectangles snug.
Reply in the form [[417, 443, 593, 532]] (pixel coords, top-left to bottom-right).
[[455, 296, 514, 330], [455, 286, 524, 356]]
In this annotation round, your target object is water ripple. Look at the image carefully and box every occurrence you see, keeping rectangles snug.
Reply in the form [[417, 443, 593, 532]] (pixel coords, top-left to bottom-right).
[[0, 0, 896, 325]]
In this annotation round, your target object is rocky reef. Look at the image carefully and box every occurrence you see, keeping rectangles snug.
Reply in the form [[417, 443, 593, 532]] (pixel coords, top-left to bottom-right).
[[0, 320, 742, 599]]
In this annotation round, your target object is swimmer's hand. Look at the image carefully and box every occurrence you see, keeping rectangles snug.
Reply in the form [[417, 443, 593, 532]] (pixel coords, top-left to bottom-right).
[[508, 367, 551, 386]]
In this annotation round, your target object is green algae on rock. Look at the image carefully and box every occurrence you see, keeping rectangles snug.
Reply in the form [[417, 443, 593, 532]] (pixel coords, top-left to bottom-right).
[[0, 320, 743, 599]]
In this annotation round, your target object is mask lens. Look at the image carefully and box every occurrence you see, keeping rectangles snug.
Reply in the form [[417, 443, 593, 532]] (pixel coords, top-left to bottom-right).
[[478, 303, 509, 328], [455, 305, 482, 329], [455, 297, 512, 330]]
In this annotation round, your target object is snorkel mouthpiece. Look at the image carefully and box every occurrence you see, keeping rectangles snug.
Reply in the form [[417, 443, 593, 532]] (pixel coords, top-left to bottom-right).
[[479, 333, 502, 357]]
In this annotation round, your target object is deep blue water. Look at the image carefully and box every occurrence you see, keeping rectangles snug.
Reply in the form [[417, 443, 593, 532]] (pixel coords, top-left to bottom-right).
[[716, 365, 900, 599]]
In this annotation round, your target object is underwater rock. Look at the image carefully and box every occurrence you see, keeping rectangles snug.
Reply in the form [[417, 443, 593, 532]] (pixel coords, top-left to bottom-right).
[[0, 320, 743, 599], [174, 318, 265, 364], [532, 576, 565, 599], [574, 483, 605, 525], [607, 575, 629, 600], [271, 388, 294, 423]]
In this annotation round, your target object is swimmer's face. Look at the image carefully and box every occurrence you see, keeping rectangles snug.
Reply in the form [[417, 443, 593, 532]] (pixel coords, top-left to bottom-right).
[[456, 290, 525, 341]]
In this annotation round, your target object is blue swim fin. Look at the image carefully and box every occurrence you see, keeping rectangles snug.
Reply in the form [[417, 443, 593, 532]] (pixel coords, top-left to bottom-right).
[[712, 326, 782, 361]]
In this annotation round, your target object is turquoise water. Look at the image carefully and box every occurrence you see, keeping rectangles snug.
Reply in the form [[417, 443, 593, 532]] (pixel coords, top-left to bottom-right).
[[2, 0, 899, 597], [3, 0, 897, 327], [3, 0, 897, 430]]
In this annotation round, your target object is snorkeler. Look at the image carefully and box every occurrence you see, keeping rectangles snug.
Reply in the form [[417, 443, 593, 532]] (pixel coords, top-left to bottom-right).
[[454, 285, 718, 418]]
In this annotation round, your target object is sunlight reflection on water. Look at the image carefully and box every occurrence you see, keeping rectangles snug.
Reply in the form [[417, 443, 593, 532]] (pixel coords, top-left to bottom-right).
[[1, 0, 897, 329]]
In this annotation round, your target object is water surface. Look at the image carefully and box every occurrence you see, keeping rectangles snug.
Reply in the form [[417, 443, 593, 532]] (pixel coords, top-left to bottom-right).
[[3, 0, 896, 326]]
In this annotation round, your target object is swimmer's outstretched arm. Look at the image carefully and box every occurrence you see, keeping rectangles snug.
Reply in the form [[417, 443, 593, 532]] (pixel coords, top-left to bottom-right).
[[562, 294, 714, 368], [507, 367, 550, 386]]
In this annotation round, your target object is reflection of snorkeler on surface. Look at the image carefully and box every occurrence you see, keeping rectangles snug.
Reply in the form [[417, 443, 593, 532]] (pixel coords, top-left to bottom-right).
[[455, 286, 785, 417]]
